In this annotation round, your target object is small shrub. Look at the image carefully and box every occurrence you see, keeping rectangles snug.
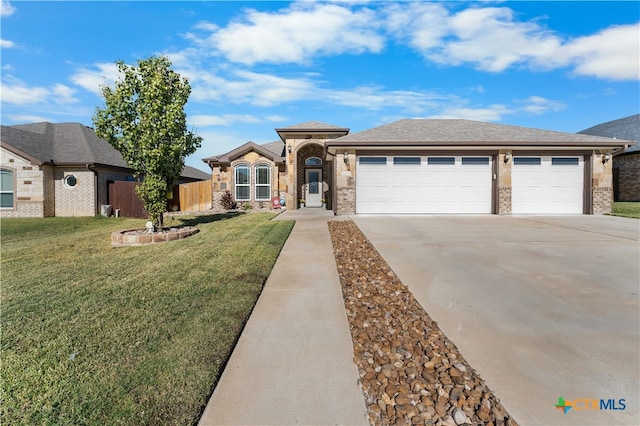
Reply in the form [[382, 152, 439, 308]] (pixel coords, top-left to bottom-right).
[[220, 191, 237, 210], [243, 203, 253, 211]]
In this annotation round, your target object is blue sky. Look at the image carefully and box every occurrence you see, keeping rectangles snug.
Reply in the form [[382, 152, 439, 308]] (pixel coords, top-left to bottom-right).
[[1, 1, 639, 172]]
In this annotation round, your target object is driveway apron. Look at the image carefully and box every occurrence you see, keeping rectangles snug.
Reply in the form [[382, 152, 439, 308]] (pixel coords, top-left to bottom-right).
[[199, 209, 368, 426], [353, 215, 640, 426]]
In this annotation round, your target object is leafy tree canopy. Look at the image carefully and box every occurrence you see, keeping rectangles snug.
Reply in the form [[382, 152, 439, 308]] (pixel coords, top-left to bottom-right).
[[93, 56, 202, 227]]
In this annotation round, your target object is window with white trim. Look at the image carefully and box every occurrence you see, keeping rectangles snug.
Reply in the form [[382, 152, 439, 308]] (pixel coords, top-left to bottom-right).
[[235, 164, 250, 200], [255, 164, 271, 200], [1, 169, 14, 208]]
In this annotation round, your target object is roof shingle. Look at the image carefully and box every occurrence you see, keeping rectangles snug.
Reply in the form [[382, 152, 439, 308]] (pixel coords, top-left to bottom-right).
[[577, 114, 639, 153], [327, 119, 631, 148]]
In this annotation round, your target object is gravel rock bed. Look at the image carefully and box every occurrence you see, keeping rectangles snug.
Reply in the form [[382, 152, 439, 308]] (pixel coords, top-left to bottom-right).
[[328, 220, 518, 426]]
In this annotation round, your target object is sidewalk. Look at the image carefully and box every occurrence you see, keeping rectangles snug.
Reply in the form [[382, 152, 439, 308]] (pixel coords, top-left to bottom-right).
[[198, 208, 369, 426]]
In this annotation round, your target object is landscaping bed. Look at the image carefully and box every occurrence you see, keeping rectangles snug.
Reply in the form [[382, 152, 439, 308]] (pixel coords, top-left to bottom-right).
[[329, 220, 518, 426], [111, 225, 199, 247]]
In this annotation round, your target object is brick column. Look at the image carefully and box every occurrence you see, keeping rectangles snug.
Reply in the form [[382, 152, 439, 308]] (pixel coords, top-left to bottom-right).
[[591, 153, 613, 214], [335, 151, 355, 215], [497, 151, 512, 215]]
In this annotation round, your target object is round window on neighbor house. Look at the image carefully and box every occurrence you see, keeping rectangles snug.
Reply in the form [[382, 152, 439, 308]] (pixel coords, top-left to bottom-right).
[[64, 174, 78, 188]]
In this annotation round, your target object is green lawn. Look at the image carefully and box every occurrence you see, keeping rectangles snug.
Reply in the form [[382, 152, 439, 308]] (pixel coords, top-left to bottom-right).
[[1, 213, 294, 425], [611, 202, 640, 218]]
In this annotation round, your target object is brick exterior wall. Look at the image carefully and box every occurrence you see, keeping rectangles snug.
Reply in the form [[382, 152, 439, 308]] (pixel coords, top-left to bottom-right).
[[1, 147, 47, 218], [1, 148, 137, 217], [43, 166, 55, 216], [592, 186, 613, 215], [496, 151, 512, 215], [591, 153, 613, 214], [334, 151, 356, 215], [497, 187, 512, 215], [614, 154, 640, 201], [210, 152, 281, 211], [54, 168, 96, 216]]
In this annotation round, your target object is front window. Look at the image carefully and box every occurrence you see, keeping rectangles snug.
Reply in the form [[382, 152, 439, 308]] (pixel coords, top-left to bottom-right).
[[235, 165, 250, 200], [1, 169, 14, 208], [305, 157, 322, 166], [255, 165, 271, 200]]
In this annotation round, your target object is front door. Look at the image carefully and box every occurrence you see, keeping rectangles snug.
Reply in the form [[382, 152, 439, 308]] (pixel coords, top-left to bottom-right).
[[305, 168, 322, 207]]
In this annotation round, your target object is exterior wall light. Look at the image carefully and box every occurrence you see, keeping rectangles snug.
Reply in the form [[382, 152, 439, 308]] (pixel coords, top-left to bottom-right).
[[343, 151, 349, 164], [504, 151, 512, 163], [602, 153, 611, 163], [288, 145, 292, 153]]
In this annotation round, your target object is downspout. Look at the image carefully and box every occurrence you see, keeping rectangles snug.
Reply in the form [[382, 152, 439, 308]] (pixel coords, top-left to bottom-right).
[[86, 164, 99, 215]]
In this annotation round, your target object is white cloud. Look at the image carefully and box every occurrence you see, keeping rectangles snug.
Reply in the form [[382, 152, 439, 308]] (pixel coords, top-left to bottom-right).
[[193, 20, 218, 32], [562, 23, 640, 80], [392, 4, 563, 72], [0, 76, 80, 106], [520, 96, 565, 115], [1, 1, 16, 17], [322, 86, 450, 114], [428, 104, 512, 122], [384, 3, 639, 80], [7, 114, 53, 123], [1, 78, 51, 105], [69, 63, 120, 96], [425, 94, 565, 122], [51, 84, 79, 104], [188, 68, 317, 106], [199, 2, 384, 65], [1, 39, 15, 48]]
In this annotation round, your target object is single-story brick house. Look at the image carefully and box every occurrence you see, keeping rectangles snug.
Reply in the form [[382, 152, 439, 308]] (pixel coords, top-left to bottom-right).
[[1, 122, 209, 217], [577, 114, 639, 202], [203, 119, 631, 215]]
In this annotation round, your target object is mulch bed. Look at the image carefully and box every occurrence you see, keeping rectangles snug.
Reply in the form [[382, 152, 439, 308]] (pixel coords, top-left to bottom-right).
[[328, 220, 518, 426]]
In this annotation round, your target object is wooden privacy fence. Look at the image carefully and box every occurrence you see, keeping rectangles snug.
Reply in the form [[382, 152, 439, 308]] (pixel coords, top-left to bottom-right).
[[108, 179, 212, 218], [178, 179, 212, 212], [108, 181, 147, 219]]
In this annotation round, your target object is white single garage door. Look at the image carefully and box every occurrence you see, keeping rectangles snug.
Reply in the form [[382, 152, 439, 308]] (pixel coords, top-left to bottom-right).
[[356, 156, 492, 214], [512, 156, 584, 214]]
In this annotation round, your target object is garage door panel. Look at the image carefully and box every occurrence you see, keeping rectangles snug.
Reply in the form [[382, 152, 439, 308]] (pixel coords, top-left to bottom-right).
[[512, 156, 583, 214], [356, 156, 492, 214]]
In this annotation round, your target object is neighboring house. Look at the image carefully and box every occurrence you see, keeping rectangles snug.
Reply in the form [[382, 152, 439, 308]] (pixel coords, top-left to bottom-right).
[[1, 122, 209, 218], [577, 114, 639, 202], [204, 119, 630, 216]]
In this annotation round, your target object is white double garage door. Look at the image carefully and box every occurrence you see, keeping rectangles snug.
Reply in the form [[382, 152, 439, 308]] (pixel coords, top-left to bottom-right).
[[356, 155, 584, 214]]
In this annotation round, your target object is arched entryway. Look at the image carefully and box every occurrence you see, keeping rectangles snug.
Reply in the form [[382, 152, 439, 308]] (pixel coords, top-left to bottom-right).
[[295, 143, 331, 209]]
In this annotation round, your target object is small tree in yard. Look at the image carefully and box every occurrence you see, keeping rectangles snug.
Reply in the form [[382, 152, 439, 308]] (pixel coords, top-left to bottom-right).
[[93, 56, 202, 228]]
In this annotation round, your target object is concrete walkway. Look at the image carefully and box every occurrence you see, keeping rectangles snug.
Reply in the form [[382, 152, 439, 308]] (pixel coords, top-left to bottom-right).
[[199, 208, 368, 426]]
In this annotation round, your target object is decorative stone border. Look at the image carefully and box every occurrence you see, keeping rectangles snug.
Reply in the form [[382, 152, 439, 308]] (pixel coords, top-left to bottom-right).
[[111, 226, 199, 247]]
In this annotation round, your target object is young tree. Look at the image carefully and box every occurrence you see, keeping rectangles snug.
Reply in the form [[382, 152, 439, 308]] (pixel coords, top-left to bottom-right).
[[93, 56, 202, 228]]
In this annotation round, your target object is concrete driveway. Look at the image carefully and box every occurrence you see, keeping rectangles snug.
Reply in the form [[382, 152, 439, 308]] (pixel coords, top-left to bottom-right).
[[352, 215, 639, 426]]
